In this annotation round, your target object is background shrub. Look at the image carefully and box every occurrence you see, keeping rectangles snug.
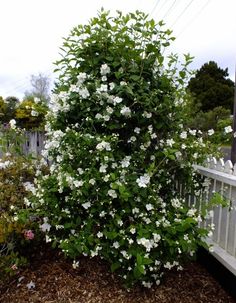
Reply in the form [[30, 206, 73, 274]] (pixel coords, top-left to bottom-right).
[[0, 148, 47, 280]]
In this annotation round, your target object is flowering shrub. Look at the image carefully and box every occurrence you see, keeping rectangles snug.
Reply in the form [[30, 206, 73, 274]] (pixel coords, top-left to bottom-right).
[[31, 10, 220, 287], [0, 150, 48, 280]]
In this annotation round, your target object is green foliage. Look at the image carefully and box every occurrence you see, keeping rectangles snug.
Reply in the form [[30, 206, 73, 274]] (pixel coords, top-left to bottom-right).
[[29, 10, 219, 288], [188, 61, 234, 113], [15, 98, 48, 130]]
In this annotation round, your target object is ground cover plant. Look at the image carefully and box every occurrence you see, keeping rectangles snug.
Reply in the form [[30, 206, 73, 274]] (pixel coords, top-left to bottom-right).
[[22, 10, 225, 289]]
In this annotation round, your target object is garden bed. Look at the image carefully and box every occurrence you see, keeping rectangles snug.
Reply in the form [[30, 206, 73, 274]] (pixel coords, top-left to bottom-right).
[[0, 247, 235, 303]]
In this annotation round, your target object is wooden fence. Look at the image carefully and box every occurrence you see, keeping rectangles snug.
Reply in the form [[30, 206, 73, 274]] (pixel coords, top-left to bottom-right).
[[1, 131, 236, 275]]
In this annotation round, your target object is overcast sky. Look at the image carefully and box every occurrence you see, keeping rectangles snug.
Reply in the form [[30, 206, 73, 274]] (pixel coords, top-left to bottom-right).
[[0, 0, 235, 99]]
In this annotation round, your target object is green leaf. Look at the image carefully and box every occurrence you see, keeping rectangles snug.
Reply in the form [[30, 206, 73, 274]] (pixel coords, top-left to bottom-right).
[[133, 266, 142, 278], [136, 253, 142, 266], [130, 75, 140, 81], [111, 262, 120, 272]]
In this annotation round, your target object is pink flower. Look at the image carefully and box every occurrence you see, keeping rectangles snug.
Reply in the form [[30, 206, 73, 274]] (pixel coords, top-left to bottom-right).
[[11, 264, 18, 271], [24, 229, 34, 240]]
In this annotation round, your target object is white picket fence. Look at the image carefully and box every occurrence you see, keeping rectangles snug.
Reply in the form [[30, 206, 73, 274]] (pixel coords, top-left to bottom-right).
[[193, 158, 236, 276]]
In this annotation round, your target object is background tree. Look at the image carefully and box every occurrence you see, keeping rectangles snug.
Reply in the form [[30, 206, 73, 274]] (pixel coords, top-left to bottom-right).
[[188, 106, 231, 131], [3, 96, 19, 123], [188, 61, 234, 112], [24, 73, 51, 103], [0, 96, 6, 122]]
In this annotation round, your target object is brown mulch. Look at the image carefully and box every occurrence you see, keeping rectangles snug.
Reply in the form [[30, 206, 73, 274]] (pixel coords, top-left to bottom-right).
[[0, 248, 235, 303]]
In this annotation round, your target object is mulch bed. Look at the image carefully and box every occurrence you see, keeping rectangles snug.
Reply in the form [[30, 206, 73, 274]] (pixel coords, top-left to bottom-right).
[[0, 247, 235, 303]]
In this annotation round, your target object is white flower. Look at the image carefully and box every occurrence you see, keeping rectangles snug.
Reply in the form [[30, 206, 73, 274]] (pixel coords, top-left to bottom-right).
[[130, 228, 136, 234], [180, 131, 187, 139], [99, 164, 107, 173], [97, 231, 103, 238], [45, 235, 52, 243], [142, 281, 152, 288], [128, 136, 136, 143], [73, 180, 84, 188], [34, 97, 40, 103], [187, 208, 197, 217], [109, 82, 115, 90], [137, 237, 154, 252], [120, 106, 131, 117], [31, 110, 39, 117], [208, 231, 213, 237], [98, 84, 108, 93], [72, 260, 80, 269], [132, 207, 139, 214], [120, 81, 127, 86], [146, 203, 154, 211], [106, 106, 113, 114], [108, 189, 117, 199], [208, 129, 215, 136], [96, 141, 111, 151], [9, 119, 16, 129], [79, 87, 90, 99], [134, 127, 140, 134], [136, 174, 150, 188], [121, 250, 130, 259], [189, 129, 197, 136], [95, 113, 103, 119], [117, 219, 123, 226], [102, 76, 107, 81], [82, 202, 91, 209], [166, 139, 175, 147], [40, 222, 51, 232], [175, 151, 182, 159], [121, 156, 131, 168], [142, 111, 152, 118], [113, 241, 120, 249], [100, 64, 110, 75], [209, 246, 215, 253], [113, 96, 123, 104], [171, 198, 182, 208], [77, 72, 87, 84], [103, 115, 110, 121], [89, 179, 96, 185], [26, 281, 35, 290], [23, 182, 35, 193], [225, 126, 233, 133], [153, 233, 161, 242]]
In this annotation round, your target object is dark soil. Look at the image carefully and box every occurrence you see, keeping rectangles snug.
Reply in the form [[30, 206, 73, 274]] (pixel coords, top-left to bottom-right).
[[0, 248, 235, 303]]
